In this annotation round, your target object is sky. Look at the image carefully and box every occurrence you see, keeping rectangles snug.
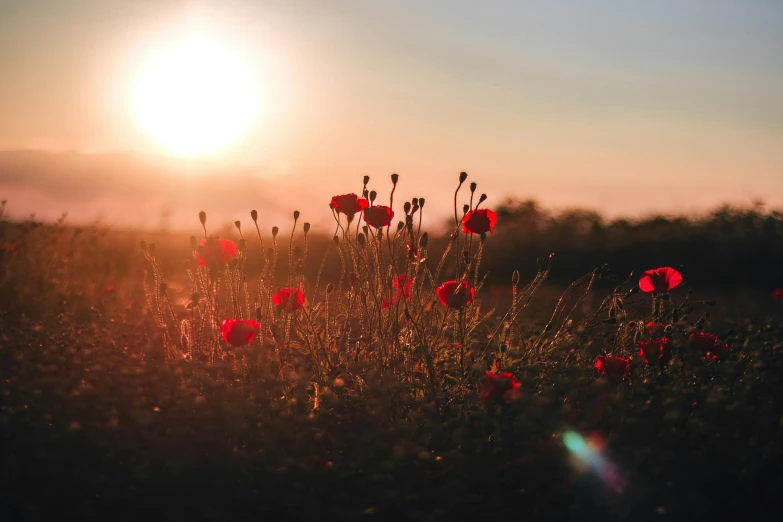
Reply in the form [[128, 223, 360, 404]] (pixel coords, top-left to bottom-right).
[[0, 0, 782, 231]]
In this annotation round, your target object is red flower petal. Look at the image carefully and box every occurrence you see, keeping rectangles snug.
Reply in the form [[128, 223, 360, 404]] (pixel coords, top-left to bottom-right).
[[637, 338, 671, 367], [772, 289, 783, 301], [362, 205, 394, 228], [220, 319, 260, 347], [272, 287, 306, 312], [595, 355, 631, 379], [481, 371, 521, 404], [195, 238, 239, 268], [331, 193, 369, 218], [461, 209, 498, 235], [639, 266, 683, 293], [690, 332, 729, 360], [436, 280, 475, 309]]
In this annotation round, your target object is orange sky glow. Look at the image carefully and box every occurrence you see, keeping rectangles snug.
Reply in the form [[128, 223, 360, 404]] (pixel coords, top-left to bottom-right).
[[0, 0, 781, 231]]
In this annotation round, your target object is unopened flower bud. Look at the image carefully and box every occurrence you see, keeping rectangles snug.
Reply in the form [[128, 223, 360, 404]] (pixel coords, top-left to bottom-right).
[[293, 210, 300, 221], [199, 211, 206, 225], [397, 221, 405, 232], [412, 197, 419, 206], [391, 173, 399, 185], [234, 220, 241, 232], [463, 204, 469, 214], [363, 175, 370, 186], [418, 198, 425, 207], [250, 209, 258, 222], [369, 190, 377, 203], [459, 172, 467, 183], [470, 182, 477, 193], [404, 202, 411, 214], [272, 226, 279, 238], [303, 222, 311, 234], [333, 235, 339, 245], [479, 194, 487, 204], [419, 232, 428, 248]]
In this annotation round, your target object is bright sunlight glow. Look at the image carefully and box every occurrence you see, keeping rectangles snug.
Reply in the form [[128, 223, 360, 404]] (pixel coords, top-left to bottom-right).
[[130, 36, 259, 157]]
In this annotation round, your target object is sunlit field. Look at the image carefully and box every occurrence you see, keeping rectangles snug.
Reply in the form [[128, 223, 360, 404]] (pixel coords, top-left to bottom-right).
[[2, 173, 783, 521]]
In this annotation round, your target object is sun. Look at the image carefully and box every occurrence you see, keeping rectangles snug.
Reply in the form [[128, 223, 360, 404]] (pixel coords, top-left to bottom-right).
[[130, 36, 259, 157]]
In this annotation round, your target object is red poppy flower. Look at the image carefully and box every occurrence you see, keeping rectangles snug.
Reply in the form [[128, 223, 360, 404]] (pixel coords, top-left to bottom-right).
[[436, 280, 475, 309], [220, 319, 260, 347], [645, 321, 666, 338], [363, 205, 394, 228], [481, 371, 521, 404], [331, 193, 369, 219], [773, 289, 783, 301], [272, 287, 306, 312], [638, 267, 683, 293], [638, 338, 671, 367], [595, 355, 631, 379], [462, 209, 498, 235], [690, 332, 729, 361], [382, 275, 414, 309], [195, 238, 238, 268]]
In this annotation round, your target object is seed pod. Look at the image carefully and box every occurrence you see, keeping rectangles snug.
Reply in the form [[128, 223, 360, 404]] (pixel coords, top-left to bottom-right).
[[479, 194, 487, 204], [418, 198, 425, 208], [250, 209, 258, 222], [470, 182, 477, 193], [404, 202, 411, 215], [199, 211, 207, 225], [363, 175, 370, 186], [391, 173, 399, 185], [369, 191, 377, 203], [397, 221, 405, 232], [463, 204, 469, 214], [293, 210, 300, 221], [272, 226, 279, 238], [234, 220, 241, 232], [459, 172, 468, 183], [303, 222, 311, 234]]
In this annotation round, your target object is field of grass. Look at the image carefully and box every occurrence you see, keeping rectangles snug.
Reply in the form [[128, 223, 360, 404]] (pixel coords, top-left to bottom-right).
[[2, 178, 783, 521]]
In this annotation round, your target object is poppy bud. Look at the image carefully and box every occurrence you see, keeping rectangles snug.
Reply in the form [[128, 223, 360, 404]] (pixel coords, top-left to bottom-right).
[[239, 239, 246, 251], [139, 240, 147, 252], [362, 226, 369, 236], [357, 233, 366, 247], [303, 222, 311, 234], [251, 209, 258, 222], [234, 220, 242, 233], [293, 210, 300, 221], [363, 175, 370, 186], [199, 211, 207, 225], [391, 173, 399, 185], [326, 283, 335, 295], [159, 282, 167, 293], [272, 226, 279, 238], [470, 182, 477, 193], [148, 243, 156, 256], [397, 221, 405, 232], [418, 198, 425, 208], [411, 204, 419, 214], [463, 204, 469, 214], [459, 172, 468, 183], [479, 194, 487, 204], [369, 191, 377, 203], [189, 236, 197, 250], [404, 202, 411, 214], [333, 235, 339, 245], [419, 232, 428, 248]]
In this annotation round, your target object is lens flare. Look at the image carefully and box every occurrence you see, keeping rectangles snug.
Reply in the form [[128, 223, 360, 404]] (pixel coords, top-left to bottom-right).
[[562, 430, 625, 493]]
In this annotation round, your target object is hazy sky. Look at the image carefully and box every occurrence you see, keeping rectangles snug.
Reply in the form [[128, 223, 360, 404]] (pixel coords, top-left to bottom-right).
[[0, 0, 782, 229]]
